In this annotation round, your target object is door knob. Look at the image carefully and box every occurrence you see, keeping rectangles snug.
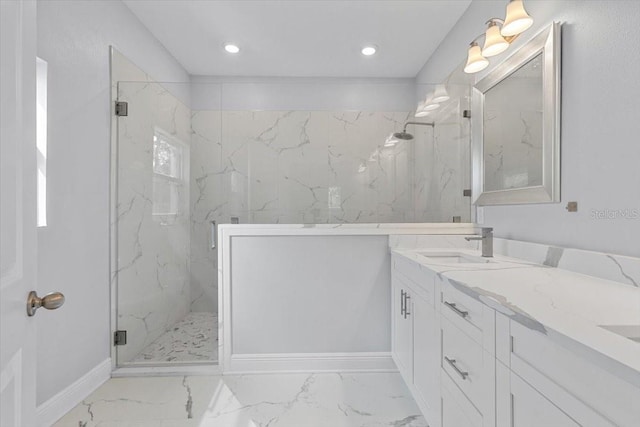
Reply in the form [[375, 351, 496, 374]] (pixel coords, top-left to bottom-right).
[[26, 291, 65, 317]]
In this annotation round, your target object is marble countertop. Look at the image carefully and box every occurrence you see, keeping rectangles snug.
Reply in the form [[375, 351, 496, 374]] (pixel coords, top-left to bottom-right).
[[217, 223, 480, 236], [392, 248, 640, 385]]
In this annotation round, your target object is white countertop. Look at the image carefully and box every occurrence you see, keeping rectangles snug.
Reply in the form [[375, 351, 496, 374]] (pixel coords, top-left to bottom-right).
[[392, 248, 640, 385], [217, 223, 479, 236]]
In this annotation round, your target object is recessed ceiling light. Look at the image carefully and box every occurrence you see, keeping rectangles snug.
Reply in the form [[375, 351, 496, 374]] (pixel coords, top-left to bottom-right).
[[224, 44, 240, 54], [361, 45, 377, 56]]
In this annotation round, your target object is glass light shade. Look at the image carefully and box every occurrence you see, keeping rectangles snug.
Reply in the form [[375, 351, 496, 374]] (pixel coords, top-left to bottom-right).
[[432, 84, 450, 103], [464, 43, 489, 74], [384, 135, 398, 147], [422, 95, 441, 111], [414, 102, 428, 117], [501, 0, 533, 37], [482, 24, 510, 57]]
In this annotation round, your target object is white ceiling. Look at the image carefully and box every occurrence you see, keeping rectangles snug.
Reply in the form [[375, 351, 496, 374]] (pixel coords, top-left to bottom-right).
[[123, 0, 472, 78]]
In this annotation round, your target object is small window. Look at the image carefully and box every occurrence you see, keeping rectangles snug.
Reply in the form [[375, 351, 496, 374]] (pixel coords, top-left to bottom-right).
[[152, 128, 187, 224], [36, 57, 48, 227]]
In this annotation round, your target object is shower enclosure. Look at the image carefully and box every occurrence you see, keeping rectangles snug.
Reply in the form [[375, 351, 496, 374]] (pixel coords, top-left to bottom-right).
[[112, 78, 472, 368]]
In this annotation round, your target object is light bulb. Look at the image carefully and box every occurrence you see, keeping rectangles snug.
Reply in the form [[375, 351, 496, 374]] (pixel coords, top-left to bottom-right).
[[224, 44, 240, 54], [361, 46, 377, 56]]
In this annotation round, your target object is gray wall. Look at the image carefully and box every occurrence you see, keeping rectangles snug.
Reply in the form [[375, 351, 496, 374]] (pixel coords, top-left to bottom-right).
[[417, 0, 640, 258], [190, 75, 418, 111], [231, 236, 390, 354], [36, 0, 188, 404]]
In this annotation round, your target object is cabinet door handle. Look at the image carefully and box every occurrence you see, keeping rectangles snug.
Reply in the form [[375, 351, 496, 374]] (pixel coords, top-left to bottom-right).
[[404, 294, 411, 318], [444, 301, 469, 318], [400, 290, 406, 316], [444, 356, 468, 380]]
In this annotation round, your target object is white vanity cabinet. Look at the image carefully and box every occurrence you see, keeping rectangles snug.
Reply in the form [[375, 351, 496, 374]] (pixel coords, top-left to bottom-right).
[[392, 270, 413, 381], [496, 361, 579, 427], [439, 278, 496, 427], [391, 254, 440, 427], [500, 316, 636, 427], [390, 250, 640, 427]]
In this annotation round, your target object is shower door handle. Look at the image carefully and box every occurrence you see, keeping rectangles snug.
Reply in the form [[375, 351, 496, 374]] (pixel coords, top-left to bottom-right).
[[210, 221, 216, 249]]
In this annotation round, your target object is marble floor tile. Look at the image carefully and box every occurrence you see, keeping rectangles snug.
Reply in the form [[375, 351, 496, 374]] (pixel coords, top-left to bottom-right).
[[132, 312, 217, 363], [54, 373, 426, 427]]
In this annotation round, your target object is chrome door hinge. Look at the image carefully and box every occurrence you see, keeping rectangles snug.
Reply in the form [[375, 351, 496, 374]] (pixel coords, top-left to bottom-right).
[[115, 101, 128, 117], [463, 110, 471, 118], [114, 330, 127, 346], [463, 189, 472, 197]]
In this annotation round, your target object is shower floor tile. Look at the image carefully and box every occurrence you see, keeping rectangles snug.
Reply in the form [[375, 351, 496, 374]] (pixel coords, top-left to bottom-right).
[[54, 372, 426, 427], [132, 312, 218, 363]]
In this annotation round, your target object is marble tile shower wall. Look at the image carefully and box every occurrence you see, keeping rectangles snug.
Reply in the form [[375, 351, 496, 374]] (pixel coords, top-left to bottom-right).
[[190, 109, 471, 314], [116, 81, 192, 363]]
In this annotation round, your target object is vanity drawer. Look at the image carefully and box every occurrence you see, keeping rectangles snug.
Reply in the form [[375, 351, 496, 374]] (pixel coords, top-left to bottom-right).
[[510, 321, 638, 427], [392, 253, 436, 303], [441, 316, 495, 419], [440, 278, 494, 350], [441, 372, 482, 427]]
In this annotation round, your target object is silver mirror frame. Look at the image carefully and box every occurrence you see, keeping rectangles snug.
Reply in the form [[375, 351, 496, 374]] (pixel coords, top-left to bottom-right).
[[472, 22, 561, 206]]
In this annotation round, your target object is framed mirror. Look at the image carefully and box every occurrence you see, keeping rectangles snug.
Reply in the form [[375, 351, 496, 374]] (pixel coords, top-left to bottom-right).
[[472, 22, 561, 206]]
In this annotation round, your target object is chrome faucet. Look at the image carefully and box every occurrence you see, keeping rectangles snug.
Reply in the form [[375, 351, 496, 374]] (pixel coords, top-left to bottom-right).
[[465, 227, 493, 257]]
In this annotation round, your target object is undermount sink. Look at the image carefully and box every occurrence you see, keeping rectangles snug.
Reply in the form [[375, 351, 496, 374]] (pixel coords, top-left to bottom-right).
[[598, 325, 640, 343], [416, 251, 493, 264]]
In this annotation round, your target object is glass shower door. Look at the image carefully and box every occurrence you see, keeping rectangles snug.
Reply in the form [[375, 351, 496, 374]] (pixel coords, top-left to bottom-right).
[[114, 82, 217, 366]]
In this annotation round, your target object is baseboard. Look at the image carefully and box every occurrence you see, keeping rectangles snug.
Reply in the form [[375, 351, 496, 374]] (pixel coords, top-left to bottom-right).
[[36, 358, 111, 427], [112, 363, 221, 377], [226, 352, 397, 374]]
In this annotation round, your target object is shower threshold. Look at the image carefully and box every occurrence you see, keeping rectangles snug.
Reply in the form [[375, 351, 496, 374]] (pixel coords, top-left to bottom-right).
[[131, 312, 218, 364]]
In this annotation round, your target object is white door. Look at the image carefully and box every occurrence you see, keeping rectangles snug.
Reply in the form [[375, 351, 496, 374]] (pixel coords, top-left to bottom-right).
[[1, 1, 38, 426]]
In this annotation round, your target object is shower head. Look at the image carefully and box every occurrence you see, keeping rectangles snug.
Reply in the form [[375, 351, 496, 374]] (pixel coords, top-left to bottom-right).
[[394, 121, 434, 142], [392, 131, 414, 140]]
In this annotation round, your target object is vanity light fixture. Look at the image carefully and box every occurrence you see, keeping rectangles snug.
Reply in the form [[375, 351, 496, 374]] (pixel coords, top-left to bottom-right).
[[482, 19, 510, 57], [384, 134, 399, 147], [361, 45, 377, 56], [463, 0, 534, 74], [415, 94, 442, 117], [464, 41, 490, 74], [422, 95, 441, 111], [224, 43, 240, 54], [431, 84, 450, 103], [501, 0, 534, 37], [415, 102, 430, 118]]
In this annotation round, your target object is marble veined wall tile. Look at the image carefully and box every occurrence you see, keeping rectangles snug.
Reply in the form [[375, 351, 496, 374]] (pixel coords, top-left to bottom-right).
[[190, 109, 470, 226], [190, 110, 222, 313], [116, 81, 192, 363], [187, 109, 472, 321], [413, 99, 471, 223], [494, 238, 640, 288]]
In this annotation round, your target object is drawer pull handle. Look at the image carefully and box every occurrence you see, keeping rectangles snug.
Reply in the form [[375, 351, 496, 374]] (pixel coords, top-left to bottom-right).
[[404, 294, 411, 319], [400, 290, 406, 316], [444, 301, 468, 318], [445, 356, 468, 380]]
